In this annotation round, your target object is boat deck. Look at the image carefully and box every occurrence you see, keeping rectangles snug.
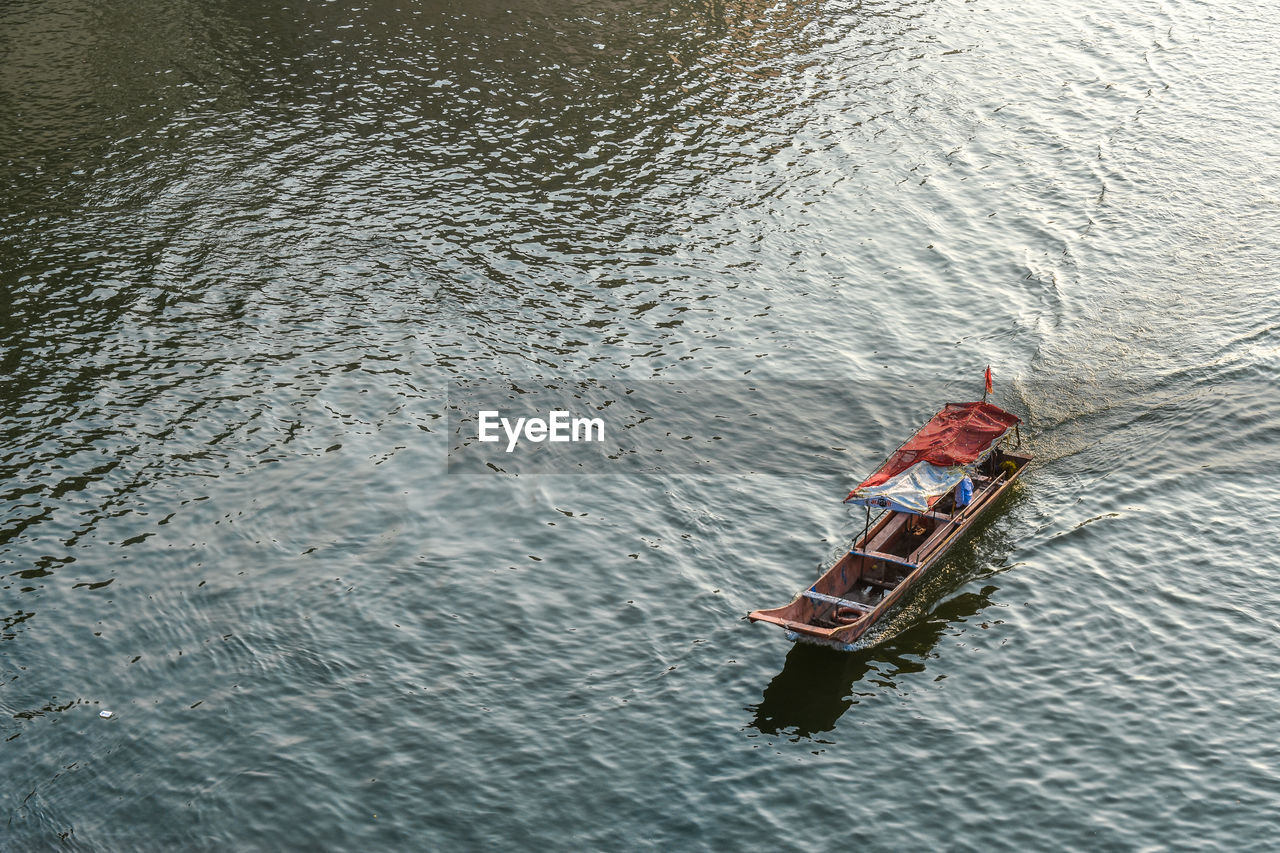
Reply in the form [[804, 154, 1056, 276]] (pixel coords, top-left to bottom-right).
[[748, 449, 1031, 648]]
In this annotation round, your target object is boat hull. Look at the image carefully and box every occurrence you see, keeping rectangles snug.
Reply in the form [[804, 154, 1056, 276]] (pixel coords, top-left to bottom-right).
[[749, 451, 1031, 650]]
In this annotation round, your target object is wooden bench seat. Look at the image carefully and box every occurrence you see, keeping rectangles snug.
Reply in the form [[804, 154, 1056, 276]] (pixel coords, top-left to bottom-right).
[[802, 590, 875, 613], [850, 548, 918, 569]]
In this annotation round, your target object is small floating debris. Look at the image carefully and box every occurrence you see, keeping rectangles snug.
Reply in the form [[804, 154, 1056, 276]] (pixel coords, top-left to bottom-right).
[[99, 710, 114, 719]]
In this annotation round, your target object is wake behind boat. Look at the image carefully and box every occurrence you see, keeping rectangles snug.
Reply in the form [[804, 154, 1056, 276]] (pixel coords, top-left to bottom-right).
[[748, 396, 1031, 650]]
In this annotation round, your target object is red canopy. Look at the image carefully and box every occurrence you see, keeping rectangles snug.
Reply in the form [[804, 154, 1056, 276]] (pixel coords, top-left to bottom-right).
[[851, 402, 1020, 493]]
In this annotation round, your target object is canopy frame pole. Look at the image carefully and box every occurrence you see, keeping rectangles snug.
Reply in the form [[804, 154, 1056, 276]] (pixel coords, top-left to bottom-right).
[[862, 506, 871, 550]]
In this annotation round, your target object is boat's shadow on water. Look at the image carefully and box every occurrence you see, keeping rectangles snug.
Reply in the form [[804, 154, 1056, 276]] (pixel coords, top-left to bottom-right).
[[746, 584, 997, 739]]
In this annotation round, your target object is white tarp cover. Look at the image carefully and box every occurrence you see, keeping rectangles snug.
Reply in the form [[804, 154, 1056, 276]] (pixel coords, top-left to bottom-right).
[[845, 461, 966, 514]]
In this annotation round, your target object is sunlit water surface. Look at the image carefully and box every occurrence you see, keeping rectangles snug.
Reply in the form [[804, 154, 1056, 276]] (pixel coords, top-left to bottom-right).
[[2, 0, 1279, 848]]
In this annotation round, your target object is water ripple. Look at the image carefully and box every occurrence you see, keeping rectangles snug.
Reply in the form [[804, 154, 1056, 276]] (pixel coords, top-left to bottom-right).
[[4, 0, 1280, 848]]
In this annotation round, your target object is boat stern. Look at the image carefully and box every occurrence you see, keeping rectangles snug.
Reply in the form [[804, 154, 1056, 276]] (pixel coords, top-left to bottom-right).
[[748, 603, 874, 648]]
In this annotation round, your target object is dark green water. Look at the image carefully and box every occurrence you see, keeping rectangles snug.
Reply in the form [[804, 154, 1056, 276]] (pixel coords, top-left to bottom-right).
[[3, 0, 1279, 848]]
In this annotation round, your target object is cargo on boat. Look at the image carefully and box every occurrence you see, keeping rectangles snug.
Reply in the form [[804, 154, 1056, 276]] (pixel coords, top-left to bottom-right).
[[748, 399, 1031, 650]]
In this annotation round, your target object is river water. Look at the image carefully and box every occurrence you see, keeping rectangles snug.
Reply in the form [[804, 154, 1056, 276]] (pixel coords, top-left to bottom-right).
[[3, 0, 1279, 848]]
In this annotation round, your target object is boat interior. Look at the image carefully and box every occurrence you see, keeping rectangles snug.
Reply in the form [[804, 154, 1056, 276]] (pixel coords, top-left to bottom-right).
[[749, 447, 1032, 641]]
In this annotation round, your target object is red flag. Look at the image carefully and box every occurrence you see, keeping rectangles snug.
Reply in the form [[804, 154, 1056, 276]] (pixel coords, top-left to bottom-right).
[[984, 365, 993, 396]]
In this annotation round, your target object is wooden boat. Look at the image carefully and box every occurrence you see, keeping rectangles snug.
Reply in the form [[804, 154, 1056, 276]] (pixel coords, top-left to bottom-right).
[[749, 400, 1031, 650]]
